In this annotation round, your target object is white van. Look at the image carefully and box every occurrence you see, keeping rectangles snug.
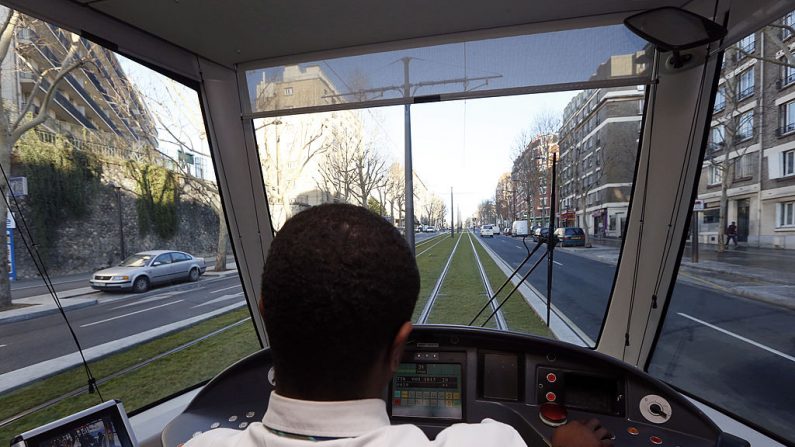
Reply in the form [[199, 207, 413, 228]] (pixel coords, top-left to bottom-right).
[[511, 220, 528, 237]]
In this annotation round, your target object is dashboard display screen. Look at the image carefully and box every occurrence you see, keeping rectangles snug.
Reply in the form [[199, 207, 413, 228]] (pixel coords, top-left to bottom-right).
[[391, 363, 462, 419]]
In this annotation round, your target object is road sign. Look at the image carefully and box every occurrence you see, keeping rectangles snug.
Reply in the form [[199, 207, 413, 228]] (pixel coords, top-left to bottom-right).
[[6, 210, 15, 229], [693, 199, 705, 211], [8, 176, 27, 197]]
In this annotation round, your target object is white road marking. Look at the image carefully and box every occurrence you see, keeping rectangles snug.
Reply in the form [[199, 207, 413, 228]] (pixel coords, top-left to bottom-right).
[[210, 285, 241, 294], [677, 313, 795, 363], [111, 292, 180, 309], [0, 344, 6, 348], [192, 292, 244, 308], [81, 300, 184, 327], [553, 261, 563, 266]]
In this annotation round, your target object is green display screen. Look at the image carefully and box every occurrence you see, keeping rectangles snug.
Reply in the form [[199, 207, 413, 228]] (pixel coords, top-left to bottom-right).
[[391, 363, 463, 419]]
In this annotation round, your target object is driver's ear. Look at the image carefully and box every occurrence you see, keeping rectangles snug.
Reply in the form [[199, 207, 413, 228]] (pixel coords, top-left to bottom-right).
[[389, 321, 413, 372]]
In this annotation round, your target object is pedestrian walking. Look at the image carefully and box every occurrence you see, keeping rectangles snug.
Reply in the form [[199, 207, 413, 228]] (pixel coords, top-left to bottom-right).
[[726, 221, 738, 247]]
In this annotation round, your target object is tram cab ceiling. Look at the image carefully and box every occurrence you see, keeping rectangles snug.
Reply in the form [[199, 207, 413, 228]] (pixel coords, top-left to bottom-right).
[[15, 0, 794, 68]]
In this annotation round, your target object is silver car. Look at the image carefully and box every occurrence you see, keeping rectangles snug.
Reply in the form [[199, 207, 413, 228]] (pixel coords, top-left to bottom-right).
[[90, 250, 207, 293]]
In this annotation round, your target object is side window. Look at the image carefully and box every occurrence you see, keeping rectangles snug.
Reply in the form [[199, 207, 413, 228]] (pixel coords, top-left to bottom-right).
[[154, 254, 173, 265], [0, 10, 258, 441], [172, 252, 189, 262]]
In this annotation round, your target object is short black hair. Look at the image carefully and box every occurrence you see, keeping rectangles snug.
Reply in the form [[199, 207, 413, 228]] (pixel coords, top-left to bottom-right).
[[261, 203, 420, 398]]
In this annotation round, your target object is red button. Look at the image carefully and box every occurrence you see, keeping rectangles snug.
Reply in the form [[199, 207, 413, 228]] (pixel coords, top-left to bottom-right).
[[545, 392, 557, 401], [539, 402, 567, 427], [650, 435, 662, 445], [627, 427, 639, 436], [546, 373, 557, 383]]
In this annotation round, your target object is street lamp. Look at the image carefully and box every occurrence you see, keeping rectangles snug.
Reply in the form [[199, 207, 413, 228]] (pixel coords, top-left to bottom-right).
[[109, 182, 126, 260]]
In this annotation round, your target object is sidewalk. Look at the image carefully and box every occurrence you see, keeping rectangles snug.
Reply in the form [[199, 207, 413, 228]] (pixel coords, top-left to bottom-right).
[[560, 240, 795, 310], [0, 259, 239, 324]]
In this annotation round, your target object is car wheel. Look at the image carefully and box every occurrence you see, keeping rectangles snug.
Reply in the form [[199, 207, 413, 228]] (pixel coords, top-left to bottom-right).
[[132, 276, 150, 293], [189, 267, 200, 282]]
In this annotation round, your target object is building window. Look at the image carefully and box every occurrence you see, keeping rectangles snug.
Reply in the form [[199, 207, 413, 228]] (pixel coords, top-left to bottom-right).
[[736, 34, 755, 58], [736, 110, 754, 141], [784, 150, 795, 176], [283, 87, 293, 96], [781, 58, 795, 88], [778, 202, 795, 227], [779, 101, 795, 136], [709, 125, 725, 151], [737, 67, 754, 99], [734, 154, 752, 179], [713, 87, 725, 112], [708, 164, 723, 185], [782, 11, 794, 40]]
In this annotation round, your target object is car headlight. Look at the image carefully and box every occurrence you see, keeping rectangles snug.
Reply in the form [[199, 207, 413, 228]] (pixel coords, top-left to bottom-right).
[[111, 275, 130, 281]]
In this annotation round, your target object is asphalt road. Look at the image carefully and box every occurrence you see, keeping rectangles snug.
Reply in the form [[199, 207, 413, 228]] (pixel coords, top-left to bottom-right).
[[0, 275, 246, 373], [480, 234, 795, 442]]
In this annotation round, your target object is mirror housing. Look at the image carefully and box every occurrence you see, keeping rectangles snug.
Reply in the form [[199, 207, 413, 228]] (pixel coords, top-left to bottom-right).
[[625, 7, 727, 68]]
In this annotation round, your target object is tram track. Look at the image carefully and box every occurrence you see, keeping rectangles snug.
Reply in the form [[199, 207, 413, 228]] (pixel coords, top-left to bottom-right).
[[417, 232, 462, 324], [415, 233, 450, 257], [466, 231, 507, 331]]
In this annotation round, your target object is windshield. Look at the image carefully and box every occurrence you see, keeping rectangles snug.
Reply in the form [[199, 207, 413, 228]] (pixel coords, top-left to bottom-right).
[[118, 254, 152, 267]]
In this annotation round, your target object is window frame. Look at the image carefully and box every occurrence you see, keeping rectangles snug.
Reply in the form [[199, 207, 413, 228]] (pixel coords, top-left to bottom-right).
[[778, 201, 795, 227], [784, 149, 795, 176], [736, 109, 754, 142], [737, 67, 755, 100], [779, 100, 795, 136]]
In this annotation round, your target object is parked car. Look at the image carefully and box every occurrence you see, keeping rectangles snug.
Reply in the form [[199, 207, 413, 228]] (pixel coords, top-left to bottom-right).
[[533, 227, 550, 242], [492, 225, 501, 235], [90, 250, 207, 293], [424, 226, 436, 233], [511, 220, 528, 237], [554, 227, 586, 247], [480, 224, 494, 237], [504, 227, 512, 235]]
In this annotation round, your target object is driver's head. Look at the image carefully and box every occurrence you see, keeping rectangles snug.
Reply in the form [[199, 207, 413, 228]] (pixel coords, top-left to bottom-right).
[[260, 204, 420, 400]]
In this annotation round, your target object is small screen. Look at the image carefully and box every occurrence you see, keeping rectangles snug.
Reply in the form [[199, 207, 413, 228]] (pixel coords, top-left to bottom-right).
[[36, 416, 125, 447], [391, 363, 463, 419]]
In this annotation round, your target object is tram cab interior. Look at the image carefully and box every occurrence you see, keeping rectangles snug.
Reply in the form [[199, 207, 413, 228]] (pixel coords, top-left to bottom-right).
[[1, 1, 794, 447]]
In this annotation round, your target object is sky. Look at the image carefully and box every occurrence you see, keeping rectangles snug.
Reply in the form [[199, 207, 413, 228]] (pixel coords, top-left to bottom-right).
[[363, 92, 577, 219]]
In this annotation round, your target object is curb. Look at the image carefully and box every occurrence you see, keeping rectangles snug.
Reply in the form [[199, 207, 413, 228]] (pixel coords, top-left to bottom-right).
[[561, 246, 795, 311], [0, 299, 99, 324]]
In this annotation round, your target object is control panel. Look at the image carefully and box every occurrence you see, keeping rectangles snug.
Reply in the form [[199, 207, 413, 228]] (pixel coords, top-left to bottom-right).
[[161, 326, 749, 447]]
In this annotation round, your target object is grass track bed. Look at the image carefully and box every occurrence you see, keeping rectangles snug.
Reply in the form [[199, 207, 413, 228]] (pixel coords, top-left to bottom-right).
[[412, 234, 459, 322], [0, 309, 260, 444], [426, 232, 496, 328]]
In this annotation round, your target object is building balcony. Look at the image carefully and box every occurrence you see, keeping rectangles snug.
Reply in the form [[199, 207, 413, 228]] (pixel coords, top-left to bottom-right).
[[736, 86, 754, 101]]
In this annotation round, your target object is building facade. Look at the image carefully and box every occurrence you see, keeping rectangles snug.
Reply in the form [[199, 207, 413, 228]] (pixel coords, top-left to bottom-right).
[[511, 134, 558, 228], [557, 84, 643, 238], [696, 11, 795, 248]]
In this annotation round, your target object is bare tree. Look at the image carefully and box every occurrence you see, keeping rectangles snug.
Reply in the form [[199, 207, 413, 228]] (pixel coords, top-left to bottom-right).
[[259, 116, 329, 228], [351, 143, 385, 207], [0, 12, 94, 306], [317, 127, 358, 203]]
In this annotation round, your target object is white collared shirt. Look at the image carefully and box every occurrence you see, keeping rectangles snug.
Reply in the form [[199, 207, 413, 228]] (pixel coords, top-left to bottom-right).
[[185, 392, 527, 447]]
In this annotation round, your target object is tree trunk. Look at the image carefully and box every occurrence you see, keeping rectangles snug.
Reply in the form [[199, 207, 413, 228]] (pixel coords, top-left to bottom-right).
[[214, 214, 229, 272], [717, 176, 729, 253]]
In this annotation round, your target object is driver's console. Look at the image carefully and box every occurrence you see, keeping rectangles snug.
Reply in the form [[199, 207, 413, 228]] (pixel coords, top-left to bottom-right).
[[161, 326, 748, 447]]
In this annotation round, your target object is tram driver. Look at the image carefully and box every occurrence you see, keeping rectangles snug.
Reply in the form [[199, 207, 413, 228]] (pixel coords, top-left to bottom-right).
[[186, 204, 613, 447]]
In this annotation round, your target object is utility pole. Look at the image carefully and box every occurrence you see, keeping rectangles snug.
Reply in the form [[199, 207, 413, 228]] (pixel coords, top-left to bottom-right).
[[450, 187, 454, 238]]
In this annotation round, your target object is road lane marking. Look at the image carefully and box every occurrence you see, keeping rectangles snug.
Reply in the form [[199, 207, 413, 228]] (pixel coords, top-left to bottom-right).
[[677, 313, 795, 363], [210, 285, 241, 294], [81, 300, 184, 327], [192, 292, 244, 308], [553, 261, 563, 266], [0, 345, 6, 348], [111, 292, 181, 309]]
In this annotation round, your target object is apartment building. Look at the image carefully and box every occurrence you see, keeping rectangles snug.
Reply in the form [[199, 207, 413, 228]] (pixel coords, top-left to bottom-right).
[[696, 11, 795, 248], [511, 134, 558, 228], [557, 84, 643, 238]]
